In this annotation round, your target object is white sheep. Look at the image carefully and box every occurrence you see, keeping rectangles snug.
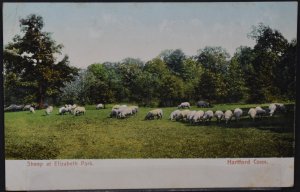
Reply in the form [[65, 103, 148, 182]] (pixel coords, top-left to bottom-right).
[[74, 106, 86, 116], [187, 110, 197, 123], [117, 107, 132, 118], [269, 103, 286, 116], [96, 103, 104, 109], [224, 110, 233, 124], [176, 109, 190, 121], [145, 109, 163, 120], [110, 108, 119, 118], [177, 102, 190, 109], [203, 110, 214, 122], [255, 106, 266, 117], [170, 110, 181, 121], [29, 107, 35, 113], [23, 104, 32, 111], [129, 106, 139, 115], [214, 110, 224, 122], [192, 110, 204, 124], [269, 103, 277, 116], [233, 108, 243, 121], [59, 106, 69, 115], [45, 106, 53, 115], [112, 105, 120, 109], [248, 108, 257, 120]]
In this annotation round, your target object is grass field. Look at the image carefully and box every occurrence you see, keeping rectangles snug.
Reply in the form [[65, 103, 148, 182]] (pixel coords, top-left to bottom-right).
[[5, 103, 295, 159]]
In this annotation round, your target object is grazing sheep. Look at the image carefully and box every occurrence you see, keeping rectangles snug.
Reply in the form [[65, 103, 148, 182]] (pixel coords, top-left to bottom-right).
[[59, 107, 69, 115], [23, 104, 32, 111], [74, 106, 86, 116], [203, 110, 214, 122], [268, 103, 286, 116], [197, 101, 210, 108], [177, 102, 190, 109], [45, 106, 53, 115], [255, 106, 266, 117], [224, 110, 233, 124], [214, 110, 224, 122], [269, 103, 277, 116], [187, 110, 197, 123], [176, 110, 190, 121], [4, 104, 24, 112], [275, 103, 286, 112], [145, 109, 163, 120], [248, 108, 257, 120], [170, 110, 181, 121], [96, 103, 104, 109], [117, 107, 133, 119], [129, 106, 139, 115], [110, 108, 119, 118], [233, 108, 243, 121], [191, 110, 204, 124], [29, 107, 35, 113]]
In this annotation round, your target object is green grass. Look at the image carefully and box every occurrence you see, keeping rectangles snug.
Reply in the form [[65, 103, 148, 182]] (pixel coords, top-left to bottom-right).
[[5, 103, 295, 159]]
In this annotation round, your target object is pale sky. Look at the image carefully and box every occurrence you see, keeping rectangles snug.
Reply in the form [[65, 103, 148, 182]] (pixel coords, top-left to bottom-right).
[[3, 2, 298, 68]]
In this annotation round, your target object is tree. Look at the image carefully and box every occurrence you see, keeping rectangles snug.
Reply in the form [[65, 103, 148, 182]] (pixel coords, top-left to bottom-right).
[[248, 23, 289, 102], [3, 14, 78, 108], [160, 49, 186, 76]]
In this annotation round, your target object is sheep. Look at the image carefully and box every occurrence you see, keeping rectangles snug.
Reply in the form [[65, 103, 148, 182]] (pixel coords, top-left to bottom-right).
[[74, 106, 86, 116], [96, 103, 104, 109], [191, 110, 204, 124], [23, 104, 32, 111], [269, 103, 277, 116], [233, 108, 243, 121], [214, 110, 224, 122], [128, 106, 139, 115], [248, 108, 257, 120], [187, 110, 197, 123], [177, 102, 190, 109], [203, 110, 214, 122], [224, 110, 233, 124], [269, 103, 286, 116], [4, 104, 24, 112], [29, 107, 35, 113], [45, 106, 53, 115], [255, 106, 266, 117], [176, 110, 190, 121], [197, 101, 210, 108], [110, 108, 119, 118], [170, 110, 181, 121], [59, 107, 69, 115], [145, 109, 163, 120], [117, 107, 133, 119]]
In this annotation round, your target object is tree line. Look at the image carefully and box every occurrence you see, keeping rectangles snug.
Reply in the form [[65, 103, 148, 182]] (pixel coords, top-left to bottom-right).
[[4, 14, 296, 108]]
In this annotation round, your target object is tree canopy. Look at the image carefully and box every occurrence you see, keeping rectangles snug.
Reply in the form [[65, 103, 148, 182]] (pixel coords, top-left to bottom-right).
[[4, 14, 79, 107]]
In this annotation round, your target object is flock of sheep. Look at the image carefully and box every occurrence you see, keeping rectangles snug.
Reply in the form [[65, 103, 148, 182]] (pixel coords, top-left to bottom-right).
[[5, 101, 286, 124], [44, 104, 86, 116], [168, 102, 286, 124]]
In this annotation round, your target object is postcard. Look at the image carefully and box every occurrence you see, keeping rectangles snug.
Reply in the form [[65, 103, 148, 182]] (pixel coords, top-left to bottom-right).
[[3, 2, 297, 191]]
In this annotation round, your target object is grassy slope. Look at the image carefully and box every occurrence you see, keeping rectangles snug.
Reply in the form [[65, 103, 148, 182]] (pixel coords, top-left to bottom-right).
[[5, 104, 294, 159]]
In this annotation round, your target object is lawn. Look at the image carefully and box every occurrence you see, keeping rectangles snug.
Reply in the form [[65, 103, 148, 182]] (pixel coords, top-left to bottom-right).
[[5, 103, 295, 159]]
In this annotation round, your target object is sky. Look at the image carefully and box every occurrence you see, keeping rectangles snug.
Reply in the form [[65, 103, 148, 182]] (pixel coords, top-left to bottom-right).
[[3, 2, 298, 68]]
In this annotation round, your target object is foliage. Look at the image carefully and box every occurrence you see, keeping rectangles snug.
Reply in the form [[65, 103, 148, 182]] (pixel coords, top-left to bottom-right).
[[3, 14, 79, 107]]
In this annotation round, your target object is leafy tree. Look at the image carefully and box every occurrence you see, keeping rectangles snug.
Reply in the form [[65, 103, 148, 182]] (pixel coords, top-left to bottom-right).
[[160, 49, 186, 76], [248, 23, 289, 102], [3, 14, 78, 108], [196, 46, 230, 73]]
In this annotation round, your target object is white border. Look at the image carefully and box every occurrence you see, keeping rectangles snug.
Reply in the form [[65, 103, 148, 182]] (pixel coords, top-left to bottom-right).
[[6, 158, 294, 190]]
